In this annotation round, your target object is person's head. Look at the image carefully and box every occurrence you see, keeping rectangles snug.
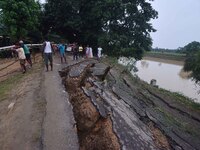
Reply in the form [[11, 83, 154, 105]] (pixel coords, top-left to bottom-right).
[[44, 36, 49, 41], [19, 40, 24, 46]]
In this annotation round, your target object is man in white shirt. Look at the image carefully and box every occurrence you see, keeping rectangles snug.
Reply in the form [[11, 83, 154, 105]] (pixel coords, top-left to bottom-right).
[[42, 37, 54, 71]]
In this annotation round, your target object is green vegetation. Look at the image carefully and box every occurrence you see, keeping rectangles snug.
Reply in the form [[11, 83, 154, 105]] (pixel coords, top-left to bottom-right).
[[42, 0, 158, 59], [0, 0, 159, 59], [182, 41, 200, 84], [0, 73, 24, 101], [155, 107, 199, 136], [159, 88, 200, 111], [0, 0, 41, 41]]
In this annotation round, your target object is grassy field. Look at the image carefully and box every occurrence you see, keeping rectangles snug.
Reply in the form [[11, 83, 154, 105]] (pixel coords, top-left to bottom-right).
[[145, 51, 186, 61]]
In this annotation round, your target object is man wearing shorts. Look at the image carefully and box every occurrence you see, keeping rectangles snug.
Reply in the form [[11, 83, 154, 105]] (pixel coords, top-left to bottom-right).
[[15, 44, 26, 73]]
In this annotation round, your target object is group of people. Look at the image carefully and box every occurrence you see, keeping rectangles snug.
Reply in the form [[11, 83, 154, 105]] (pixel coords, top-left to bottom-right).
[[14, 37, 103, 73], [71, 44, 95, 61], [53, 42, 103, 62]]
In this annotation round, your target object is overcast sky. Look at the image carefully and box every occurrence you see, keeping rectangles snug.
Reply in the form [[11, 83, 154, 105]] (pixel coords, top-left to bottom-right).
[[151, 0, 200, 49], [39, 0, 200, 49]]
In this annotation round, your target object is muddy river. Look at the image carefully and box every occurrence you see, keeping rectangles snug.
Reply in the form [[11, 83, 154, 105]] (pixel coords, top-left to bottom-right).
[[132, 57, 200, 103]]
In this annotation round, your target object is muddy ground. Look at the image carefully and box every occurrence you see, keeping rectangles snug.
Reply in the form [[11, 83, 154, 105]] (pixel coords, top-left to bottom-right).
[[0, 54, 200, 150]]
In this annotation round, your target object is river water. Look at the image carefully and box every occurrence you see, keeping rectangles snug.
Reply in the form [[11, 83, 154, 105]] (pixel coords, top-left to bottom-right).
[[129, 58, 200, 103]]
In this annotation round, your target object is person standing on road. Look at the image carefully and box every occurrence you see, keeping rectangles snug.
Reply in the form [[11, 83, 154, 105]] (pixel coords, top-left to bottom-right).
[[42, 37, 54, 71], [58, 43, 66, 63], [97, 46, 103, 60], [72, 43, 78, 61], [14, 43, 26, 73], [78, 45, 83, 58], [88, 46, 93, 58], [19, 40, 32, 67], [85, 45, 90, 58]]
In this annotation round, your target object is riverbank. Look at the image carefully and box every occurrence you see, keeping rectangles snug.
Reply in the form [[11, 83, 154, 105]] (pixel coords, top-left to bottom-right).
[[103, 57, 200, 110], [143, 56, 184, 66], [101, 57, 200, 149], [135, 56, 199, 102]]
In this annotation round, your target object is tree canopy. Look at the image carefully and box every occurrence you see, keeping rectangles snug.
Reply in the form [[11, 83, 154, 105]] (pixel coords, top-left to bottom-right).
[[183, 41, 200, 84], [43, 0, 158, 59], [0, 0, 41, 41]]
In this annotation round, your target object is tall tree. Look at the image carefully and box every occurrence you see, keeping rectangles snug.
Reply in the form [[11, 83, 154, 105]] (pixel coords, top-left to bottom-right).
[[0, 0, 41, 41], [43, 0, 158, 59], [183, 41, 200, 84]]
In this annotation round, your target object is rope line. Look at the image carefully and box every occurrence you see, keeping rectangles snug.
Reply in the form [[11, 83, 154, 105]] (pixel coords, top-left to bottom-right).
[[0, 60, 18, 72]]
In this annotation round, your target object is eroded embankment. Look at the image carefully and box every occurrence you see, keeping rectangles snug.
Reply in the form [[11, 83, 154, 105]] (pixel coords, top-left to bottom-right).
[[60, 61, 120, 150], [60, 59, 200, 150]]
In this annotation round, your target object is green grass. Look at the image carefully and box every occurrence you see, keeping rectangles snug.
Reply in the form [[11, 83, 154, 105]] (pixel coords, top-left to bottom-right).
[[155, 107, 199, 136], [101, 57, 118, 66], [158, 88, 200, 111]]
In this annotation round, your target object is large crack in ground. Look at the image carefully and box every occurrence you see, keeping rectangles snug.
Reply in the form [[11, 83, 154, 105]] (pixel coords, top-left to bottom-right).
[[60, 62, 121, 150]]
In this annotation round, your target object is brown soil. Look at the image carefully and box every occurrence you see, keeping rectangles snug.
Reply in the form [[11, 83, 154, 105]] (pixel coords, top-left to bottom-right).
[[0, 54, 42, 82], [0, 60, 20, 81], [148, 122, 171, 150], [0, 56, 46, 149], [62, 63, 121, 150]]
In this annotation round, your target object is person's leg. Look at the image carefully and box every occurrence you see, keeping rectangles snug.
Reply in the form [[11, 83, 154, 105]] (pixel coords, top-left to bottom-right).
[[44, 53, 49, 71], [73, 52, 75, 60], [23, 63, 26, 73], [49, 53, 53, 71], [75, 52, 78, 60], [63, 54, 67, 63], [20, 59, 26, 73], [20, 63, 24, 72], [28, 56, 32, 67], [26, 54, 32, 67]]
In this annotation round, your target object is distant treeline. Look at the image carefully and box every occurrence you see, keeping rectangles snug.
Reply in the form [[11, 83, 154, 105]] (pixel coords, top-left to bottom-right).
[[152, 47, 183, 53]]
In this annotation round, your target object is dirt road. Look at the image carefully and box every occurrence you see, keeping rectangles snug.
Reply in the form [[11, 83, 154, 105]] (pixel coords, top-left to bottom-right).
[[0, 55, 79, 150]]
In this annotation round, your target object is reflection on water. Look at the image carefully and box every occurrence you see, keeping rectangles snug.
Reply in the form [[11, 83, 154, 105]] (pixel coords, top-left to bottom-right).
[[134, 59, 200, 103]]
